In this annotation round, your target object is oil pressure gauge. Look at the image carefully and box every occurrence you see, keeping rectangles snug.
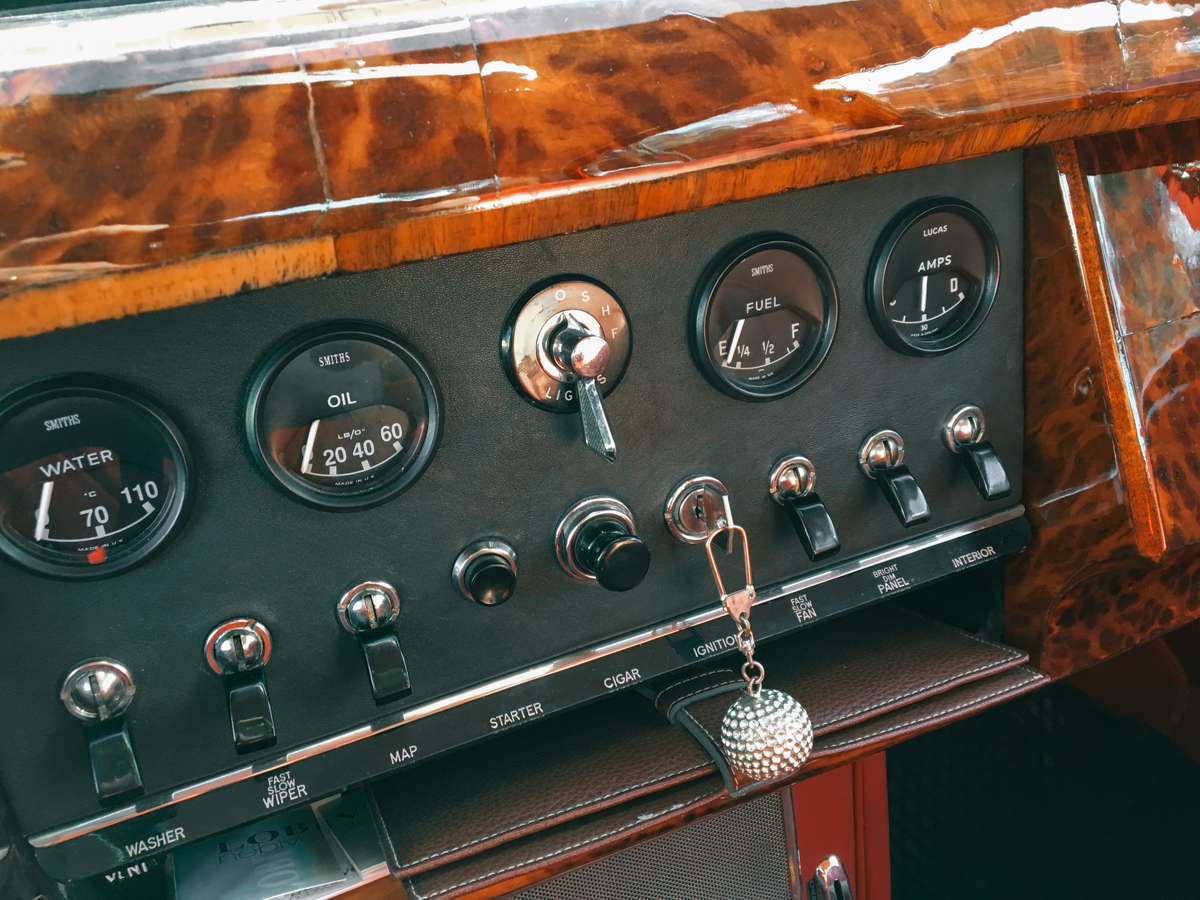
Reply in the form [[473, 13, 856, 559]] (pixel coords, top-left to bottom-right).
[[0, 378, 191, 578], [691, 236, 837, 400], [246, 323, 441, 510], [867, 199, 1000, 355]]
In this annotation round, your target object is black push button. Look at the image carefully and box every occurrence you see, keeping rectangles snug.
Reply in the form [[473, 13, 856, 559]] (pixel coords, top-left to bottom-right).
[[226, 673, 277, 754], [86, 722, 143, 803], [466, 556, 517, 606], [875, 465, 931, 527], [783, 493, 841, 561], [961, 440, 1011, 501], [361, 631, 412, 704], [578, 523, 651, 592]]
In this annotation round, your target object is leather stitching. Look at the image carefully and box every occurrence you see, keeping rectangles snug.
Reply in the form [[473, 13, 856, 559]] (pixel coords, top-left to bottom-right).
[[665, 679, 742, 718], [815, 654, 1020, 730], [402, 761, 714, 868], [410, 793, 710, 900], [819, 673, 1045, 752], [655, 670, 734, 703]]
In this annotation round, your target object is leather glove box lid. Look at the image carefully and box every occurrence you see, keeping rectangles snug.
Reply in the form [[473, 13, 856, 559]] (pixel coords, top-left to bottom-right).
[[397, 665, 1048, 900], [371, 604, 1038, 882]]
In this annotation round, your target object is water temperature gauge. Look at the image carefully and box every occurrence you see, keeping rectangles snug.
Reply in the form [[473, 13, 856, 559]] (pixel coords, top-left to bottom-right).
[[0, 378, 191, 578], [691, 236, 838, 400], [868, 199, 1000, 355], [246, 324, 441, 509]]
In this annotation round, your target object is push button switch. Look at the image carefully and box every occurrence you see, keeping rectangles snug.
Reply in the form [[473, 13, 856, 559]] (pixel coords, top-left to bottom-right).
[[943, 405, 1011, 501], [60, 660, 143, 804], [204, 619, 276, 754], [453, 540, 518, 606], [338, 581, 411, 705], [556, 496, 650, 591], [858, 430, 931, 528], [769, 455, 840, 561]]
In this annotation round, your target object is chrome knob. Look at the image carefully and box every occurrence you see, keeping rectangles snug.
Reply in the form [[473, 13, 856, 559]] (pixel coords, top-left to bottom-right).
[[60, 661, 135, 721], [769, 456, 816, 500], [206, 621, 272, 674], [859, 430, 903, 476], [501, 280, 631, 464], [337, 581, 400, 634], [943, 404, 986, 450], [548, 323, 617, 463]]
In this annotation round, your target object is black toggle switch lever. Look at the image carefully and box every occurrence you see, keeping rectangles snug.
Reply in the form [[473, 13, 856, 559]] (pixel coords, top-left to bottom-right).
[[943, 405, 1011, 501], [859, 430, 931, 528], [557, 496, 651, 591], [338, 582, 412, 705], [60, 660, 143, 804], [205, 619, 277, 754], [769, 455, 840, 561]]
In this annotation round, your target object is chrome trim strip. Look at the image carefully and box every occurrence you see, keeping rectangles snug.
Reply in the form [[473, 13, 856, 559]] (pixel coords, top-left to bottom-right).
[[30, 504, 1023, 849]]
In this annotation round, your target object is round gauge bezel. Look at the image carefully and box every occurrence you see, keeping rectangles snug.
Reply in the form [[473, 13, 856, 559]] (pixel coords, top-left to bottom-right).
[[0, 376, 192, 580], [690, 234, 839, 402], [499, 274, 633, 414], [244, 322, 443, 511], [867, 198, 1001, 357]]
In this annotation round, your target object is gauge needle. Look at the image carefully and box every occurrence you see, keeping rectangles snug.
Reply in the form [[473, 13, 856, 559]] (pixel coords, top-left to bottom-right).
[[920, 275, 928, 315], [725, 319, 745, 365], [300, 419, 320, 474], [35, 481, 53, 541]]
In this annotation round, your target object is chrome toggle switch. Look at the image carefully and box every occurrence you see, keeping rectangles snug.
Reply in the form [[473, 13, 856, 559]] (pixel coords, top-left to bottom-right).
[[338, 581, 411, 705], [557, 496, 651, 591], [664, 475, 734, 552], [501, 280, 631, 463], [453, 539, 518, 606], [769, 455, 840, 561], [943, 405, 1011, 501], [60, 660, 143, 803], [205, 619, 276, 754], [858, 429, 931, 528]]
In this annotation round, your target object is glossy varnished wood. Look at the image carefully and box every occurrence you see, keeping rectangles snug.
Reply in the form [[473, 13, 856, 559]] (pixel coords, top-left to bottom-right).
[[6, 0, 1200, 335], [1009, 132, 1200, 677], [1054, 140, 1166, 560]]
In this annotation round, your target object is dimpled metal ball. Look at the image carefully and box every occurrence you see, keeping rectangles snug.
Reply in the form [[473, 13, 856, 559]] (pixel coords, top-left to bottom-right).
[[720, 688, 814, 782]]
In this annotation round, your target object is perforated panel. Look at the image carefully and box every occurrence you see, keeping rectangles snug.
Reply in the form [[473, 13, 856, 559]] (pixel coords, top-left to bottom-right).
[[508, 792, 798, 900]]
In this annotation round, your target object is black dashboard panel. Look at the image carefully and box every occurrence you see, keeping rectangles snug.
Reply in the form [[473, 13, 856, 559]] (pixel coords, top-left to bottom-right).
[[0, 151, 1024, 879]]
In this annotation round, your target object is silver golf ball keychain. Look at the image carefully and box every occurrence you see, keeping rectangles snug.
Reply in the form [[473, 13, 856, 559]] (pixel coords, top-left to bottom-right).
[[705, 524, 814, 782]]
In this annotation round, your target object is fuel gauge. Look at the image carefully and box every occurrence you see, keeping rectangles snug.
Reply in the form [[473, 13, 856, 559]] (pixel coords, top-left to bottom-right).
[[245, 324, 441, 510], [691, 236, 838, 400]]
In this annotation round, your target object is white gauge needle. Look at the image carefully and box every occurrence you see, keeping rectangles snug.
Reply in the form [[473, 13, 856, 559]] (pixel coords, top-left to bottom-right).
[[725, 319, 745, 365], [35, 481, 53, 541], [300, 419, 320, 474], [920, 275, 928, 314]]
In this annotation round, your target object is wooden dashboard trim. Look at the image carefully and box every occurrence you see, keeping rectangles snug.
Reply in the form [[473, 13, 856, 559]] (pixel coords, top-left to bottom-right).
[[1053, 139, 1167, 562], [6, 0, 1200, 341]]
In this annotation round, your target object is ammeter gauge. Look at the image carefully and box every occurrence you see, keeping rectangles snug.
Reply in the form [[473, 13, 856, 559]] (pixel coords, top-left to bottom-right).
[[867, 199, 1000, 355], [0, 378, 191, 578], [245, 323, 441, 510], [691, 236, 838, 401]]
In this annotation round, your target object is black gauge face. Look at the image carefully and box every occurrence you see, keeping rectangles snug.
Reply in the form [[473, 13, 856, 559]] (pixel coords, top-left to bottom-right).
[[868, 200, 1000, 355], [246, 324, 441, 509], [0, 380, 190, 578], [692, 237, 838, 400]]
